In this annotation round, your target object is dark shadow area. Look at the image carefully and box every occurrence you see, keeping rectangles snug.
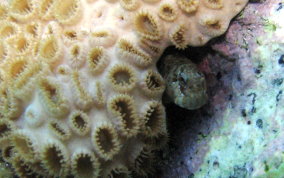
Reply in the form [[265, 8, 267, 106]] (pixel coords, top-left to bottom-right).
[[154, 39, 238, 177], [157, 45, 215, 66], [153, 45, 217, 177]]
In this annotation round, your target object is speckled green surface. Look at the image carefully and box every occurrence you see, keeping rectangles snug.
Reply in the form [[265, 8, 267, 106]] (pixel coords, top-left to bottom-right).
[[257, 154, 284, 178], [193, 2, 284, 177]]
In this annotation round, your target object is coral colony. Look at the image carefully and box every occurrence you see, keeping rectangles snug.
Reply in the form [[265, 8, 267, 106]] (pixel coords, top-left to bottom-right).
[[0, 0, 248, 177]]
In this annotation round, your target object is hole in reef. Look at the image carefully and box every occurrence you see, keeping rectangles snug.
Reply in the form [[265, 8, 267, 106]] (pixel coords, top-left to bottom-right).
[[3, 146, 13, 159], [97, 128, 114, 152], [114, 70, 130, 85], [116, 100, 134, 129], [155, 41, 237, 176], [74, 114, 86, 129], [45, 146, 63, 172], [147, 74, 161, 89], [0, 123, 10, 138], [76, 155, 94, 177]]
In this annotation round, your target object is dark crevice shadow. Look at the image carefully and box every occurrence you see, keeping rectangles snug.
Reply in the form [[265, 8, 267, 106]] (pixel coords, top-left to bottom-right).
[[154, 42, 237, 177]]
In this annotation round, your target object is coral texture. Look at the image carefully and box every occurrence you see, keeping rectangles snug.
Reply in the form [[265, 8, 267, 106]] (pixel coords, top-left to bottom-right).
[[0, 0, 248, 177]]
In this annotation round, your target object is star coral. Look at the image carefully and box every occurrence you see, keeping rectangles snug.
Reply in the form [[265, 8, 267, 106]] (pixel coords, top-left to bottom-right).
[[0, 0, 248, 177]]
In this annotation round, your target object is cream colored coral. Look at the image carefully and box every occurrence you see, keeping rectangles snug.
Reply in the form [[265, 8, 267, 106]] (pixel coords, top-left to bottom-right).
[[0, 0, 248, 177]]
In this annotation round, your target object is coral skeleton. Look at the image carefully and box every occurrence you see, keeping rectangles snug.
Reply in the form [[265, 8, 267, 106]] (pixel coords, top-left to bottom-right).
[[0, 0, 248, 177]]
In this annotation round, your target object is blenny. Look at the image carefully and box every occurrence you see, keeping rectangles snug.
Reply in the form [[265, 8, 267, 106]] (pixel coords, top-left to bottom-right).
[[160, 54, 208, 110]]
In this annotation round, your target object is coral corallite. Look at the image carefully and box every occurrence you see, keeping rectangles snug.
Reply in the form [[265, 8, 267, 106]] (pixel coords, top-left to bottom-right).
[[0, 0, 248, 177]]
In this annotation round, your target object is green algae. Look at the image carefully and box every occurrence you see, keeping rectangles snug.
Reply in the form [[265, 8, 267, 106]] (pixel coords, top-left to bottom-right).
[[262, 17, 277, 32], [257, 155, 284, 178]]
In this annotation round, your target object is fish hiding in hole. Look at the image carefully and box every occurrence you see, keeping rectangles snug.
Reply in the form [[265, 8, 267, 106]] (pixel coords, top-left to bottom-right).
[[160, 54, 208, 110]]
